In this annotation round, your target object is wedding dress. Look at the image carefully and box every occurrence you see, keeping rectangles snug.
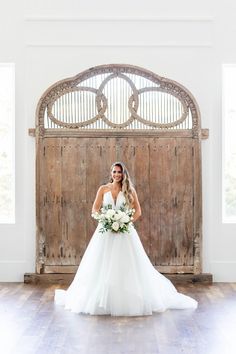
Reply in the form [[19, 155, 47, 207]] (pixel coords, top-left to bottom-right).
[[55, 191, 198, 316]]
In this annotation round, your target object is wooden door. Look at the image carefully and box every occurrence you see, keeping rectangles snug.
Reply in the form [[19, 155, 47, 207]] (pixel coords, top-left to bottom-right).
[[33, 64, 208, 277], [39, 136, 194, 274]]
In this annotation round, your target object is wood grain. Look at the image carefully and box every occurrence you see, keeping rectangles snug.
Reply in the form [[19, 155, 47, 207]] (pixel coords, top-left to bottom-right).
[[42, 138, 62, 268], [1, 282, 235, 354], [24, 272, 213, 285]]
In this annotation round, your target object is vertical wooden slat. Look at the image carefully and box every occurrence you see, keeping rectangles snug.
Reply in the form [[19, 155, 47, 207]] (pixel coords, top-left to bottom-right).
[[174, 139, 194, 266], [36, 136, 44, 273], [85, 138, 106, 243], [192, 138, 202, 274], [42, 138, 62, 269], [60, 138, 87, 266], [152, 139, 176, 266], [149, 137, 161, 266]]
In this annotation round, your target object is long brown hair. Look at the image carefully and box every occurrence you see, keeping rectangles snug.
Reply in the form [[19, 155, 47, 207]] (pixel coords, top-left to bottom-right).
[[110, 162, 134, 207]]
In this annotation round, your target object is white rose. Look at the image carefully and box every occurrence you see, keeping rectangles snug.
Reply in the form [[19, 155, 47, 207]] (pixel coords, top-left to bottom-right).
[[106, 209, 116, 218], [114, 211, 123, 220], [120, 215, 130, 223], [92, 212, 100, 220], [111, 221, 120, 232]]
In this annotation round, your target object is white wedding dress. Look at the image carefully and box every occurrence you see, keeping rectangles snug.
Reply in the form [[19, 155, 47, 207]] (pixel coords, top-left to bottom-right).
[[55, 191, 198, 316]]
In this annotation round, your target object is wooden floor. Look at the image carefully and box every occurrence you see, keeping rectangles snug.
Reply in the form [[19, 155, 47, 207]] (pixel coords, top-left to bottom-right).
[[0, 283, 236, 354]]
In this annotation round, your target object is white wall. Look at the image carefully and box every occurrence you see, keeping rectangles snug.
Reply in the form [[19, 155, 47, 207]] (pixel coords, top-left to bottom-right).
[[0, 0, 236, 281]]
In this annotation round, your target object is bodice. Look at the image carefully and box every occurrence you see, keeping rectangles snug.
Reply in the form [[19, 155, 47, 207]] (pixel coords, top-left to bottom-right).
[[103, 191, 126, 210]]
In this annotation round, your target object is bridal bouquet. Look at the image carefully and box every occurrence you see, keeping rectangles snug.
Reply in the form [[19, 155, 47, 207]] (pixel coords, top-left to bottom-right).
[[92, 203, 135, 234]]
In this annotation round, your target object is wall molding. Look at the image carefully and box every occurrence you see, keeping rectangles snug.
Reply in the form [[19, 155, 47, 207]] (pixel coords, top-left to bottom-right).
[[0, 260, 26, 263], [24, 16, 214, 23], [25, 16, 213, 49], [26, 43, 212, 48], [210, 260, 236, 264]]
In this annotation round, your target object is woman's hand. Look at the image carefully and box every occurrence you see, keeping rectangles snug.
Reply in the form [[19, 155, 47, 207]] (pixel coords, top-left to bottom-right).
[[132, 189, 142, 222]]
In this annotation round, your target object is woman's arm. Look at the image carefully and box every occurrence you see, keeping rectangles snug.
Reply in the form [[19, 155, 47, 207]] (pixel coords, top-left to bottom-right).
[[91, 186, 104, 214], [132, 188, 142, 222]]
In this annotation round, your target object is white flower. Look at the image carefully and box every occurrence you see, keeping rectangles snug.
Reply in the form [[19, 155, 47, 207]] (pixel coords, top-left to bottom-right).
[[93, 204, 134, 234], [114, 210, 124, 220], [106, 209, 116, 218], [92, 212, 100, 220], [120, 214, 130, 223], [111, 221, 120, 231], [114, 214, 121, 221]]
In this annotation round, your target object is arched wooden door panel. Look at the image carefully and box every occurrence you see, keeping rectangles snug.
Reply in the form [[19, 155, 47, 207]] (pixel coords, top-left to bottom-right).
[[33, 64, 208, 275]]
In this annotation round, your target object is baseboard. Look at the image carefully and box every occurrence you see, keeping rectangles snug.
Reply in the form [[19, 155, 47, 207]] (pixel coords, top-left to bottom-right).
[[24, 273, 74, 285], [24, 272, 213, 285], [0, 261, 28, 282], [209, 261, 236, 282]]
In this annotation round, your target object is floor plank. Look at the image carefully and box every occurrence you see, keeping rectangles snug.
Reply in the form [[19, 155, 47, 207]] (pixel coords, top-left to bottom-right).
[[0, 283, 235, 354]]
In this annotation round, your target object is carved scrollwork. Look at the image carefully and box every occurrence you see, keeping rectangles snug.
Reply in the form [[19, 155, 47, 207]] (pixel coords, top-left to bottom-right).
[[47, 87, 107, 128], [36, 64, 201, 136], [130, 87, 189, 129]]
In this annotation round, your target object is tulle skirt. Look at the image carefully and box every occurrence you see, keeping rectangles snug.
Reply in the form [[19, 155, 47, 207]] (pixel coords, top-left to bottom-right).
[[55, 226, 198, 316]]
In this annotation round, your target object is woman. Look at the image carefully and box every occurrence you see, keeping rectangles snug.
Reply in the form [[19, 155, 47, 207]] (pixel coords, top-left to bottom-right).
[[55, 162, 198, 316]]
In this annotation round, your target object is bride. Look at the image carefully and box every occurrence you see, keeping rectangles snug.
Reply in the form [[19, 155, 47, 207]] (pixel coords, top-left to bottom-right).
[[55, 162, 198, 316]]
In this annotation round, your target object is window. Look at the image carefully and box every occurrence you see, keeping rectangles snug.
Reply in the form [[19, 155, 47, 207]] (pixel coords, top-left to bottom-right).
[[0, 63, 15, 223], [222, 64, 236, 223]]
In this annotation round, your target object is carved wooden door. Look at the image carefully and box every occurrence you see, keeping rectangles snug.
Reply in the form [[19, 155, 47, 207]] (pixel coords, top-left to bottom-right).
[[33, 64, 208, 276]]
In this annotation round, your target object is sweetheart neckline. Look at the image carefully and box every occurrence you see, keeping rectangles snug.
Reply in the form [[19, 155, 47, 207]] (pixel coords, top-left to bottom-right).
[[104, 190, 122, 206]]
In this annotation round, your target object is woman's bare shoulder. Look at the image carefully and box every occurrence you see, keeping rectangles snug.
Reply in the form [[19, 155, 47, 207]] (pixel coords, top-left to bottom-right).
[[97, 184, 112, 194]]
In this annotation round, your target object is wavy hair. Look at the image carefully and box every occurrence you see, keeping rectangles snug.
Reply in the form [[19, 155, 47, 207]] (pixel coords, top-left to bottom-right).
[[110, 162, 134, 207]]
